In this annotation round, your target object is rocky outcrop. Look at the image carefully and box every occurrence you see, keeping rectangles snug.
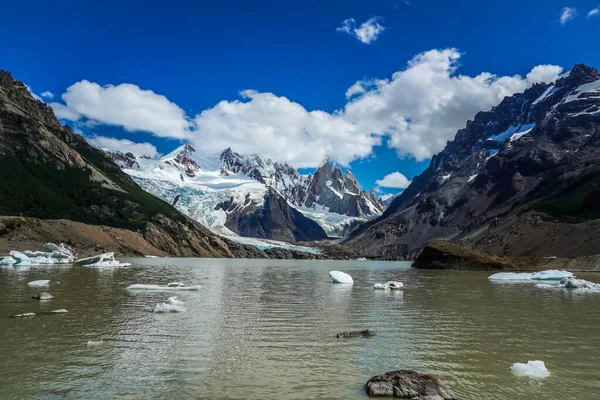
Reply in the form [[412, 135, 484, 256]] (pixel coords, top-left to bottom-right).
[[365, 370, 456, 399], [346, 64, 600, 260], [412, 241, 566, 271]]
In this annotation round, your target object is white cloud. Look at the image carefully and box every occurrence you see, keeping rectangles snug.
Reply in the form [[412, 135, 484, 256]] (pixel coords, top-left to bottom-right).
[[560, 7, 576, 24], [587, 7, 599, 17], [343, 48, 563, 161], [41, 91, 54, 99], [86, 136, 159, 158], [49, 81, 192, 139], [337, 17, 385, 44], [47, 48, 563, 168], [376, 172, 411, 189], [192, 90, 379, 168]]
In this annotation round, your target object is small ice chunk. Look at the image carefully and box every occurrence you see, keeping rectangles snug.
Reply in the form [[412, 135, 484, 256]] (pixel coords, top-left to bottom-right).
[[27, 280, 50, 287], [166, 296, 184, 305], [329, 271, 353, 284], [87, 340, 104, 347], [0, 243, 76, 266], [511, 360, 550, 378], [153, 303, 186, 313], [10, 313, 36, 318], [126, 284, 201, 291], [356, 257, 367, 261], [374, 281, 404, 290], [51, 309, 69, 313], [144, 255, 159, 258], [0, 256, 16, 266], [32, 292, 53, 300], [167, 282, 185, 287], [75, 252, 131, 267]]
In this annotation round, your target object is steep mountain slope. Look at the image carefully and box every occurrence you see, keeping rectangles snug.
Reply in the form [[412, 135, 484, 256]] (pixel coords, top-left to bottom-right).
[[108, 145, 386, 240], [0, 69, 267, 258], [345, 64, 600, 260]]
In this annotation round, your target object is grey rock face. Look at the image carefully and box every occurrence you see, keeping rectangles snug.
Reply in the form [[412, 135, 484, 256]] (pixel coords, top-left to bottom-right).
[[346, 64, 600, 260], [366, 370, 456, 399]]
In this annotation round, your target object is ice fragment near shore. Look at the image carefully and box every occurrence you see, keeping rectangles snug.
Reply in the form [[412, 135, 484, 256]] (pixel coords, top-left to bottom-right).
[[329, 271, 353, 284], [74, 252, 131, 267], [27, 280, 50, 287], [153, 296, 187, 313], [511, 360, 550, 378], [0, 243, 76, 266], [374, 281, 403, 290], [489, 270, 572, 281]]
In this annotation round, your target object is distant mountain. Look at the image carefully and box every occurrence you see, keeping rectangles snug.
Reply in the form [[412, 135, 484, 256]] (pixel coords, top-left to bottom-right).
[[107, 145, 386, 241], [345, 64, 600, 260], [0, 69, 266, 258]]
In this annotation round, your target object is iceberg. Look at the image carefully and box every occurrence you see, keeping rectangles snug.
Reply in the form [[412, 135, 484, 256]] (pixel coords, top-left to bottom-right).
[[537, 276, 600, 293], [374, 281, 404, 290], [74, 252, 131, 267], [329, 271, 353, 284], [511, 360, 550, 378], [0, 243, 76, 266], [489, 270, 573, 281], [27, 280, 50, 287], [126, 283, 201, 291], [153, 297, 187, 313]]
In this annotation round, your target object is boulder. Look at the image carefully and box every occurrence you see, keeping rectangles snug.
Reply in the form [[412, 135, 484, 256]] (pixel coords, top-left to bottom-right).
[[336, 329, 375, 338], [32, 292, 54, 300], [366, 370, 456, 399]]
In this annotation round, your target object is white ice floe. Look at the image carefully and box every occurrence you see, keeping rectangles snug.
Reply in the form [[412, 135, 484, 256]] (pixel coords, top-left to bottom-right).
[[536, 276, 600, 293], [0, 243, 76, 266], [153, 297, 187, 313], [74, 252, 131, 267], [144, 255, 159, 258], [86, 340, 104, 347], [329, 271, 353, 284], [51, 309, 68, 314], [11, 313, 36, 318], [27, 280, 50, 287], [126, 284, 201, 291], [511, 360, 550, 378], [374, 281, 404, 290], [489, 270, 573, 281], [356, 257, 367, 261]]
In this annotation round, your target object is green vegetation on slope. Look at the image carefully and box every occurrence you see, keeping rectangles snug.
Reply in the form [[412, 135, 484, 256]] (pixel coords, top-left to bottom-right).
[[534, 172, 600, 220]]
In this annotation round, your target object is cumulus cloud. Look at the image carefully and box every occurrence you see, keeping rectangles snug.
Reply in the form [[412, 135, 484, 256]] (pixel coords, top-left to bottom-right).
[[41, 91, 54, 99], [343, 48, 563, 160], [588, 8, 599, 17], [192, 90, 379, 168], [49, 81, 192, 139], [337, 17, 385, 44], [48, 48, 563, 167], [560, 7, 576, 24], [376, 172, 411, 189], [86, 136, 159, 158]]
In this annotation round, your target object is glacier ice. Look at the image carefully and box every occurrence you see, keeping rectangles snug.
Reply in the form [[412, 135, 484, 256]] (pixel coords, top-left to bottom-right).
[[86, 340, 104, 347], [536, 276, 600, 293], [126, 283, 201, 291], [329, 271, 353, 284], [374, 281, 404, 290], [74, 252, 131, 267], [153, 297, 187, 313], [0, 243, 75, 266], [166, 296, 184, 305], [511, 360, 550, 378], [27, 280, 50, 287], [488, 270, 573, 281]]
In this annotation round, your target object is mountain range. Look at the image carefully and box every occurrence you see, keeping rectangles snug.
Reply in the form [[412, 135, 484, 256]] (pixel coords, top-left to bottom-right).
[[106, 144, 386, 242], [345, 64, 600, 260]]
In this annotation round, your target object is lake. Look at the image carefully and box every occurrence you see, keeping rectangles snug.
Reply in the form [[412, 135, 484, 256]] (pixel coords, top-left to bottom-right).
[[1, 258, 599, 399]]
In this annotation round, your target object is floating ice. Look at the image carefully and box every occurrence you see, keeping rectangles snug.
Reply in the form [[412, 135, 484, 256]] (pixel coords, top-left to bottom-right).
[[27, 280, 50, 287], [166, 296, 184, 305], [329, 271, 353, 284], [0, 243, 76, 266], [126, 284, 201, 291], [356, 257, 367, 261], [87, 340, 104, 347], [167, 282, 185, 287], [511, 360, 550, 378], [144, 255, 159, 258], [374, 281, 403, 290], [489, 270, 573, 281], [537, 277, 600, 293], [32, 292, 54, 300], [74, 252, 131, 267], [51, 309, 68, 314], [10, 313, 36, 318]]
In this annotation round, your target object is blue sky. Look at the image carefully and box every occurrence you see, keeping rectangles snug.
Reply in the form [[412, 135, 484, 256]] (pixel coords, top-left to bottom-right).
[[2, 0, 600, 195]]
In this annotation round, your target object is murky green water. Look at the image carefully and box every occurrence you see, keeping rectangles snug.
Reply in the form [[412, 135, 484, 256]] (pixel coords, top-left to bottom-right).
[[1, 258, 599, 399]]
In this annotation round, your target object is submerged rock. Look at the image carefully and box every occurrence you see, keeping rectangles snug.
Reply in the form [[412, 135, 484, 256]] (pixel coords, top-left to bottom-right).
[[366, 370, 456, 399], [336, 329, 375, 338], [32, 292, 54, 300]]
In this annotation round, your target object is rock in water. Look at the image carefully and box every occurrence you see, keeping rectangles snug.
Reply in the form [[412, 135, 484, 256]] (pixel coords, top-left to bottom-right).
[[32, 292, 54, 300], [366, 370, 456, 399], [336, 330, 375, 338], [329, 271, 353, 284]]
